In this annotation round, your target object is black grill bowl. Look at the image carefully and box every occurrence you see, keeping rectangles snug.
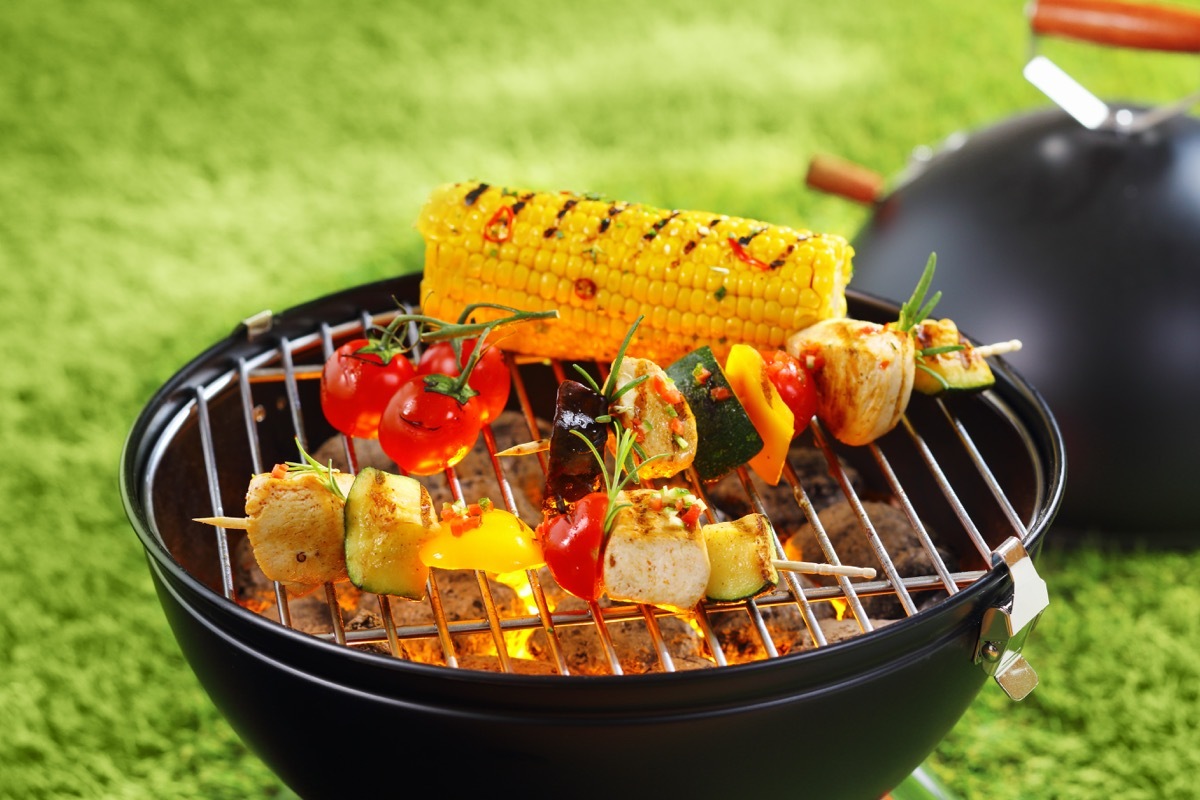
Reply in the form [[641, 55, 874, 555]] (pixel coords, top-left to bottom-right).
[[121, 273, 1065, 800]]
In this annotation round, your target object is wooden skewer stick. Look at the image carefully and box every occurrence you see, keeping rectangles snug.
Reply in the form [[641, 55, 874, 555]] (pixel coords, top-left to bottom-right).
[[772, 559, 876, 579], [973, 339, 1023, 359], [193, 516, 250, 529], [495, 438, 551, 457]]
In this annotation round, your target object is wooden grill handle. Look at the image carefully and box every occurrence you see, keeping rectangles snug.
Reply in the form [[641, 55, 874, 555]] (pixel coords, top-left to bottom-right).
[[804, 153, 885, 205], [1029, 0, 1200, 53]]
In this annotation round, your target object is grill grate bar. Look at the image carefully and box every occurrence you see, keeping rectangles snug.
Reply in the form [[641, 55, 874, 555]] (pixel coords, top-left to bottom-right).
[[869, 443, 961, 597], [900, 416, 993, 563], [937, 397, 1031, 540], [236, 357, 293, 627], [477, 420, 578, 674], [281, 335, 346, 646], [812, 422, 920, 619], [691, 604, 730, 667], [422, 556, 459, 668], [732, 465, 828, 650], [442, 463, 518, 672], [178, 296, 1039, 676], [194, 387, 236, 600], [317, 569, 989, 646]]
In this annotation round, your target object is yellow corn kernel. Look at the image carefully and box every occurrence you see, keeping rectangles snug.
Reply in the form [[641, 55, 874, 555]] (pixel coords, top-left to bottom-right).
[[416, 181, 853, 364]]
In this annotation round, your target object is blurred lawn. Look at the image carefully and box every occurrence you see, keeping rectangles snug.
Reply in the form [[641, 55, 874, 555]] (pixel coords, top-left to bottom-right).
[[2, 1, 1198, 797]]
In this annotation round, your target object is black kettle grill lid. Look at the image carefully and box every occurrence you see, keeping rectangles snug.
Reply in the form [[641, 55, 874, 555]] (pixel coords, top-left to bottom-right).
[[848, 105, 1200, 534]]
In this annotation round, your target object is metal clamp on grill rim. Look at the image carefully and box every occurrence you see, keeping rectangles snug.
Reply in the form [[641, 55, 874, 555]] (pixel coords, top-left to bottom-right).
[[975, 536, 1050, 700]]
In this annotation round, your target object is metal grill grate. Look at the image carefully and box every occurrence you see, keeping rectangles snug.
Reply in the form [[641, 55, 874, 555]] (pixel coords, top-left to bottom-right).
[[147, 296, 1042, 678]]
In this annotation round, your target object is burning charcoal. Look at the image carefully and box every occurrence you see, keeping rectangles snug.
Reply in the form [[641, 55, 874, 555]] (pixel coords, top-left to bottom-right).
[[799, 617, 900, 649], [526, 596, 710, 675], [789, 500, 957, 618], [706, 585, 834, 662], [345, 610, 393, 656], [386, 569, 530, 665], [702, 443, 862, 529], [455, 654, 561, 675]]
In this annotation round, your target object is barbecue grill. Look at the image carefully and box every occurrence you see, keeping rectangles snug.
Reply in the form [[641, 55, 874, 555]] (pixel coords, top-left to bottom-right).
[[121, 272, 1064, 799]]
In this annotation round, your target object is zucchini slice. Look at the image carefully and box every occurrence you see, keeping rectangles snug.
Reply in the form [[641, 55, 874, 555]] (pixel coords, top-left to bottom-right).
[[703, 513, 778, 603], [343, 467, 439, 600], [912, 318, 995, 395], [665, 346, 763, 482]]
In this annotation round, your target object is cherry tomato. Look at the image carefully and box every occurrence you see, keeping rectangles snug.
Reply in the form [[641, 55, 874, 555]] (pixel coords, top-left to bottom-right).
[[320, 338, 415, 439], [378, 376, 483, 475], [536, 493, 609, 601], [418, 338, 510, 423], [764, 349, 819, 437]]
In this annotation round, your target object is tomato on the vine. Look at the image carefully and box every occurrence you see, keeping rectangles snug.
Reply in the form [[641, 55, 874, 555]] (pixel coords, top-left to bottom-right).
[[418, 338, 510, 423], [378, 375, 484, 476], [320, 338, 415, 439], [764, 349, 819, 437], [536, 492, 609, 602]]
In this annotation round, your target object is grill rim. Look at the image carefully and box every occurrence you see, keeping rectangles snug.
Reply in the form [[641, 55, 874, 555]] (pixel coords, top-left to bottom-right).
[[120, 271, 1066, 694]]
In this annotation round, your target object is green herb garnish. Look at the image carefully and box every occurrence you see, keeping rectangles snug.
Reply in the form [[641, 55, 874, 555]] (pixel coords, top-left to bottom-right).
[[285, 438, 346, 500], [570, 425, 666, 535], [896, 255, 971, 389], [895, 252, 941, 333]]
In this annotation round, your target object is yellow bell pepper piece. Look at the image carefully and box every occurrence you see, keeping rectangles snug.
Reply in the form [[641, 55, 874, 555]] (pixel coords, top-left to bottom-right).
[[419, 501, 545, 574], [724, 344, 794, 486]]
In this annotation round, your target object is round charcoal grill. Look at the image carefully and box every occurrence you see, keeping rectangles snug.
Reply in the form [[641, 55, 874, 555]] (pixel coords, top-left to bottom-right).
[[121, 272, 1064, 800]]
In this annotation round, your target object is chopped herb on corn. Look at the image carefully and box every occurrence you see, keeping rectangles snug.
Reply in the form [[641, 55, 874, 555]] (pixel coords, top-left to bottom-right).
[[416, 180, 854, 363]]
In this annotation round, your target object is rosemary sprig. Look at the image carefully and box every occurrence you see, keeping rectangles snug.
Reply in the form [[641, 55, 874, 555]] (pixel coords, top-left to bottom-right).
[[568, 314, 648, 404], [569, 425, 666, 536], [896, 253, 968, 393], [284, 437, 346, 500], [603, 314, 646, 402], [895, 252, 941, 333]]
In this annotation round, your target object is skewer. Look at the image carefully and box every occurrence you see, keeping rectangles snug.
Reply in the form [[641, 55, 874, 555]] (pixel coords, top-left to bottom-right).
[[194, 515, 250, 529], [771, 559, 876, 579], [495, 438, 551, 457], [973, 339, 1022, 359]]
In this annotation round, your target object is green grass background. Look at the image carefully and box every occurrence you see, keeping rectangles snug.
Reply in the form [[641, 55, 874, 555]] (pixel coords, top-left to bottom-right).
[[2, 0, 1198, 797]]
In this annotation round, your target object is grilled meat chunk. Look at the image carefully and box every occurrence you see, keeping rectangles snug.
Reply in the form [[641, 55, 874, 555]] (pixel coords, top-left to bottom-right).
[[242, 468, 356, 586], [602, 488, 710, 612], [787, 318, 915, 446], [610, 356, 697, 480]]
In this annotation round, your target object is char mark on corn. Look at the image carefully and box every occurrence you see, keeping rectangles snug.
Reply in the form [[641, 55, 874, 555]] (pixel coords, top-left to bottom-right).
[[416, 181, 854, 364]]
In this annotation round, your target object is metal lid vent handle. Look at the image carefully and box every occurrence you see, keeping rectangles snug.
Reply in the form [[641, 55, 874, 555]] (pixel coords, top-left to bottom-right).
[[1025, 0, 1200, 133]]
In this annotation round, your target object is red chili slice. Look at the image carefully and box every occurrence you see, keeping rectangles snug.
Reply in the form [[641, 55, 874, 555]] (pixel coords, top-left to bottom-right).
[[680, 503, 703, 529], [728, 236, 770, 271], [483, 205, 514, 243]]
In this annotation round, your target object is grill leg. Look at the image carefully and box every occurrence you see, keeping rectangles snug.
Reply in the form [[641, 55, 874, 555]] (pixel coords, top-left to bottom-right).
[[884, 762, 960, 800]]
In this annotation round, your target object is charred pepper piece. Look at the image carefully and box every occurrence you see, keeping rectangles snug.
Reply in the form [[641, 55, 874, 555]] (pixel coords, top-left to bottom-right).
[[544, 379, 610, 509]]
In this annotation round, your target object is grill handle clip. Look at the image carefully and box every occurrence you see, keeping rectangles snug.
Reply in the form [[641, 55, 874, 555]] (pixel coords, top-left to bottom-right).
[[974, 536, 1049, 701]]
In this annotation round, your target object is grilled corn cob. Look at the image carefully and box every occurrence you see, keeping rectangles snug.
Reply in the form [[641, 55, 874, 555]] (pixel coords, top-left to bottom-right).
[[416, 181, 853, 364]]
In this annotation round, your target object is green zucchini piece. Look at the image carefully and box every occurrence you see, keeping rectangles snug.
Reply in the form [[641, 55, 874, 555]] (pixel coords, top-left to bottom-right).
[[703, 513, 778, 602], [912, 318, 995, 395], [665, 346, 763, 481], [343, 467, 439, 600]]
